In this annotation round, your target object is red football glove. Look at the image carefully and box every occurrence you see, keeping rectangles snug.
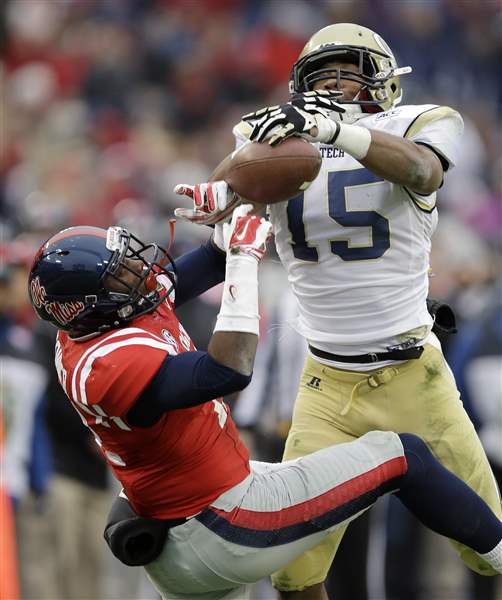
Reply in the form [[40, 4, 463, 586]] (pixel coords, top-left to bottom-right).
[[224, 205, 272, 262], [173, 181, 241, 225]]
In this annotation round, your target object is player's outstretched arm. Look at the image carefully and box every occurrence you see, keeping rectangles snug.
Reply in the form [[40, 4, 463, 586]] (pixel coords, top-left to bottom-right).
[[293, 117, 444, 194], [241, 94, 446, 196], [126, 206, 272, 427], [307, 118, 444, 195], [208, 205, 272, 376], [347, 128, 444, 195]]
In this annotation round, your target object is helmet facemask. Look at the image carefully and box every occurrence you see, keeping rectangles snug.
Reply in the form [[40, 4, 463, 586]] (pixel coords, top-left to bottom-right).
[[100, 226, 177, 324], [86, 227, 176, 325], [291, 44, 409, 111]]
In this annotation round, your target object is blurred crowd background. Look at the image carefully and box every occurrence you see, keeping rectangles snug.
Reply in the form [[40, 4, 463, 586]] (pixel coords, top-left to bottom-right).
[[1, 1, 501, 599]]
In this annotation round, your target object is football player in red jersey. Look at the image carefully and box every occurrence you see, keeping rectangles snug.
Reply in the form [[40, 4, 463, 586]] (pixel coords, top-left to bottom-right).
[[28, 205, 502, 599]]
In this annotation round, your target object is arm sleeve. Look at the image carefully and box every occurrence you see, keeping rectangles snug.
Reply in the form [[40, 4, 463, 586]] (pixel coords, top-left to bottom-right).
[[126, 352, 252, 427], [172, 239, 226, 308]]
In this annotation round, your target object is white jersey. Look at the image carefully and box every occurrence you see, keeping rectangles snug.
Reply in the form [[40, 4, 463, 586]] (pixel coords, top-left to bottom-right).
[[233, 104, 463, 360]]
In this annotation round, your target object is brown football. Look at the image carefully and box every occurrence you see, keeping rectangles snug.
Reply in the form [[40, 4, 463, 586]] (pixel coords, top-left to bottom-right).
[[210, 137, 321, 205]]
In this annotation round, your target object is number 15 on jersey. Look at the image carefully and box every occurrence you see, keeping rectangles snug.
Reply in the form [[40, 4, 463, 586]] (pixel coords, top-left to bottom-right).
[[287, 168, 390, 262]]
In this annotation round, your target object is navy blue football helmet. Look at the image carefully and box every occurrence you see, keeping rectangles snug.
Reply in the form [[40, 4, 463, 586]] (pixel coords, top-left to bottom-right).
[[28, 226, 177, 335]]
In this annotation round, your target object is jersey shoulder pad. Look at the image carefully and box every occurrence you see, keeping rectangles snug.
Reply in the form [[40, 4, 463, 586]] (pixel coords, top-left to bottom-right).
[[73, 328, 174, 416], [361, 104, 433, 128], [401, 105, 463, 140], [361, 104, 460, 135]]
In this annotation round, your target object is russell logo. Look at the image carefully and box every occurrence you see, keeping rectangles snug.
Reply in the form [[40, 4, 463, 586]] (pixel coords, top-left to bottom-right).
[[306, 376, 322, 391]]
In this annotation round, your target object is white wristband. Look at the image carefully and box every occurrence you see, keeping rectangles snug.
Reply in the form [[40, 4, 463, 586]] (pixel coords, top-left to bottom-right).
[[214, 254, 259, 335], [332, 123, 372, 160], [313, 115, 339, 144]]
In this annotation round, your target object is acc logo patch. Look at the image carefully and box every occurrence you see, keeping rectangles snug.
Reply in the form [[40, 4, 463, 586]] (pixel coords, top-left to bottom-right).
[[161, 329, 179, 351], [375, 108, 401, 120]]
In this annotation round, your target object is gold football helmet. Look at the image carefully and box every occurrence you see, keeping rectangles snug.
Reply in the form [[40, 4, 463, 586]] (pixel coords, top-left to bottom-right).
[[290, 23, 412, 112]]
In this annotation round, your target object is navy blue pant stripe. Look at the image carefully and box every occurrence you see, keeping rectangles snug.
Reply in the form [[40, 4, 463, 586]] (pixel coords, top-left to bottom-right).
[[196, 477, 400, 548]]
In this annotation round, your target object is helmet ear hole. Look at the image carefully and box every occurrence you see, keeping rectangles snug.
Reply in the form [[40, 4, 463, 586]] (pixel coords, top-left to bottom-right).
[[390, 83, 397, 92]]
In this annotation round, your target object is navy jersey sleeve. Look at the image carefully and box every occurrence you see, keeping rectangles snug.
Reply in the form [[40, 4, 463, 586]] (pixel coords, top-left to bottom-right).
[[171, 238, 226, 308], [126, 351, 251, 427]]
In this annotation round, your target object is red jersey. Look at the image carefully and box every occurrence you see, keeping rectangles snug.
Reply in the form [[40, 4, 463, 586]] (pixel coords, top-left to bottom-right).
[[55, 283, 250, 519]]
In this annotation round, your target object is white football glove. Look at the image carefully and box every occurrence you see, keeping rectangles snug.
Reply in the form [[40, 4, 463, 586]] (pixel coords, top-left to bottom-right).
[[223, 204, 272, 262], [173, 181, 241, 226]]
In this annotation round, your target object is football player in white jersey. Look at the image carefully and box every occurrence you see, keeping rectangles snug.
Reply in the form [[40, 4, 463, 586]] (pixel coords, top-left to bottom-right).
[[174, 23, 501, 599]]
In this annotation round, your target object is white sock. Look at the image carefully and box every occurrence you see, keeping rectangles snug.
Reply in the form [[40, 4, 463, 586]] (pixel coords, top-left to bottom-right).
[[479, 538, 502, 573]]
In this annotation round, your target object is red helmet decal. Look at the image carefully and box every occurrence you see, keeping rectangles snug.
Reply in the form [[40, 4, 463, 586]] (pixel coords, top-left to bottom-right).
[[30, 276, 47, 308], [49, 226, 107, 245]]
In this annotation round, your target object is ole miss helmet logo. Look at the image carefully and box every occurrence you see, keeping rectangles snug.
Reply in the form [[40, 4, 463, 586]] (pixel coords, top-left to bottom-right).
[[30, 276, 85, 326]]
